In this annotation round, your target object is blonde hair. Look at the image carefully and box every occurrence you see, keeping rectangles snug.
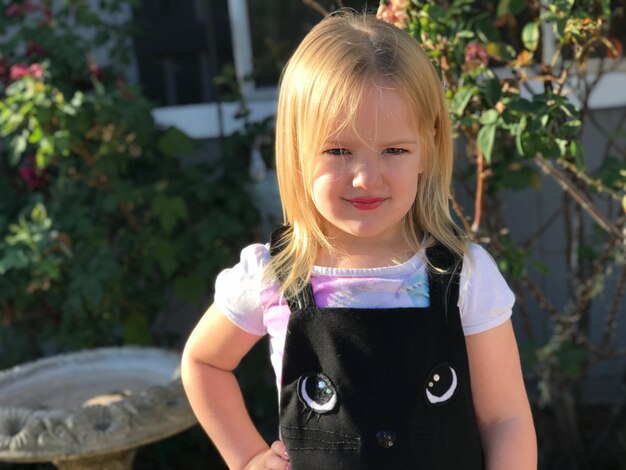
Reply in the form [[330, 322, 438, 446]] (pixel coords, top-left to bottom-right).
[[269, 11, 468, 297]]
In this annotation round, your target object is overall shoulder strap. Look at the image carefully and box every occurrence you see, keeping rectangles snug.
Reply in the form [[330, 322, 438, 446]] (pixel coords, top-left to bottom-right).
[[269, 225, 315, 313]]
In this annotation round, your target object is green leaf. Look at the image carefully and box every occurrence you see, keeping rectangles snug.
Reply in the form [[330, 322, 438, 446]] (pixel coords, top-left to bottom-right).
[[124, 313, 153, 345], [555, 138, 568, 157], [484, 77, 502, 107], [28, 126, 43, 144], [476, 18, 500, 43], [450, 85, 477, 116], [154, 239, 178, 276], [554, 0, 575, 13], [596, 157, 626, 190], [497, 164, 540, 190], [0, 250, 30, 274], [151, 194, 189, 234], [174, 273, 205, 305], [522, 22, 540, 52], [497, 0, 527, 17], [9, 132, 28, 166], [486, 42, 517, 61], [477, 124, 496, 163], [563, 119, 582, 134], [71, 91, 84, 108], [479, 109, 499, 125], [509, 98, 535, 113], [570, 141, 585, 169], [519, 341, 539, 371], [515, 116, 528, 156], [31, 203, 48, 224], [557, 342, 588, 380], [457, 30, 475, 39], [54, 130, 71, 156], [157, 127, 196, 158]]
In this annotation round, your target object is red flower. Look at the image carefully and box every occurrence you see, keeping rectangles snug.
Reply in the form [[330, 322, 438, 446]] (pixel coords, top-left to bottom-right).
[[0, 58, 7, 79], [40, 7, 52, 27], [26, 41, 47, 57], [19, 156, 50, 190], [465, 43, 489, 66], [9, 63, 43, 81], [89, 62, 104, 81], [115, 79, 136, 100]]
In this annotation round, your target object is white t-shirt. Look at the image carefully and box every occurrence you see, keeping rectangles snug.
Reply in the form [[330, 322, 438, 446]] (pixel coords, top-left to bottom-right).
[[214, 243, 514, 389]]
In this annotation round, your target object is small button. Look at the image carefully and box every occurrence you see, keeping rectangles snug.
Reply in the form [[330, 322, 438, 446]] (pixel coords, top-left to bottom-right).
[[376, 430, 397, 448]]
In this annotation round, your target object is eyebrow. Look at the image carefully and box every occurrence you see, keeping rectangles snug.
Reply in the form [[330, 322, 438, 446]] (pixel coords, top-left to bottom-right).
[[323, 139, 419, 146], [378, 140, 419, 146]]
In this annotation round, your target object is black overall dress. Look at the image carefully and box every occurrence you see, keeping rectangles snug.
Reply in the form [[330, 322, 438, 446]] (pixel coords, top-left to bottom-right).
[[270, 230, 484, 469]]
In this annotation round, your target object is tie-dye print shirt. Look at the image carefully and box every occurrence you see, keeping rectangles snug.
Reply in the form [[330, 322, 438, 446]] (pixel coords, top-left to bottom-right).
[[214, 243, 514, 392]]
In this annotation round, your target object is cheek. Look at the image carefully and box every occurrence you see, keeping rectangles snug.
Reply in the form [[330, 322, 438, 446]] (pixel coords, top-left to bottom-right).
[[312, 173, 341, 202]]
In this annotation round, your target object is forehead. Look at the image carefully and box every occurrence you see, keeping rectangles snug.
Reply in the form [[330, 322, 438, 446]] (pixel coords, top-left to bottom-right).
[[325, 84, 419, 144]]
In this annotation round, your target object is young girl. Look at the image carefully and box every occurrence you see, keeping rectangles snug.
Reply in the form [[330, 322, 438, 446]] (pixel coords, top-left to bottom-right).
[[182, 12, 537, 470]]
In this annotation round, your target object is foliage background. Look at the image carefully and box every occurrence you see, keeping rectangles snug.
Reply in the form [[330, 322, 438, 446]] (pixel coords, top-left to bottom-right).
[[1, 0, 625, 469]]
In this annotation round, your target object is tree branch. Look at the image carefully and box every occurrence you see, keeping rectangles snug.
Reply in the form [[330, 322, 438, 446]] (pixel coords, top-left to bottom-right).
[[533, 155, 623, 239], [302, 0, 330, 16]]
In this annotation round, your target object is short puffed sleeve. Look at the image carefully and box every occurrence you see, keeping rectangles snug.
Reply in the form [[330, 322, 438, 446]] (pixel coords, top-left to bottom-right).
[[459, 244, 515, 336], [213, 243, 270, 336]]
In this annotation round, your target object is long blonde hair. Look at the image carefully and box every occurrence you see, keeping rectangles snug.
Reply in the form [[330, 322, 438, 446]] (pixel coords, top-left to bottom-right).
[[269, 11, 467, 297]]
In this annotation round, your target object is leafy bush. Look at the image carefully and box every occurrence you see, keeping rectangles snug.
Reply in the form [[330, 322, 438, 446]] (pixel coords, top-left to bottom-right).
[[381, 0, 625, 467], [0, 0, 259, 364]]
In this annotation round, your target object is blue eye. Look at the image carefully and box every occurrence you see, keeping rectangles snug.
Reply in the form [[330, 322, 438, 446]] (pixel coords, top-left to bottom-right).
[[297, 372, 338, 414], [324, 148, 350, 156], [384, 148, 407, 155]]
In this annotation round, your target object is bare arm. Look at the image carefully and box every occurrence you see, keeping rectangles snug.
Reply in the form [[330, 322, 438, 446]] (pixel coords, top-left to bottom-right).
[[181, 304, 289, 470], [466, 319, 537, 470]]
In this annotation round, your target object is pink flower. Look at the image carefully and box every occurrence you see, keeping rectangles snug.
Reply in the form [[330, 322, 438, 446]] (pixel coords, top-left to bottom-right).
[[465, 43, 489, 66], [376, 0, 409, 28], [5, 4, 22, 17], [29, 63, 43, 79], [4, 1, 36, 17], [9, 63, 43, 81], [9, 64, 29, 80]]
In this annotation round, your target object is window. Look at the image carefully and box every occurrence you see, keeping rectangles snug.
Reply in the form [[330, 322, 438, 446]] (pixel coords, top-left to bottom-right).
[[132, 0, 233, 106]]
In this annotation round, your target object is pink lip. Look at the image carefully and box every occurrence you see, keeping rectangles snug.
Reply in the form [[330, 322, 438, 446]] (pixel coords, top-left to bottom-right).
[[344, 197, 387, 211]]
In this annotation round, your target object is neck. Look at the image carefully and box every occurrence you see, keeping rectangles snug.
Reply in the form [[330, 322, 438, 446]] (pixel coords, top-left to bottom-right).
[[316, 234, 420, 269]]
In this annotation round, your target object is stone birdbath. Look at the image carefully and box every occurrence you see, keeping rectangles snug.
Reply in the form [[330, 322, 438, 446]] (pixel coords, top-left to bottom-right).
[[0, 347, 197, 469]]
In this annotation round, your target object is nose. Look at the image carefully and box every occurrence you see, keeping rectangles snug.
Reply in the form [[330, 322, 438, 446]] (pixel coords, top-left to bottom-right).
[[351, 156, 382, 190]]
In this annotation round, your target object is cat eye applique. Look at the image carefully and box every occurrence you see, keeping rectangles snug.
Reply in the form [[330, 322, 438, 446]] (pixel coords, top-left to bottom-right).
[[297, 372, 338, 414], [425, 363, 458, 405]]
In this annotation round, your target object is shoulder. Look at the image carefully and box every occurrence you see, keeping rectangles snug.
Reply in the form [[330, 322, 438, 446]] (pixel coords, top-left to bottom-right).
[[236, 243, 271, 271], [463, 243, 500, 279], [458, 243, 515, 336], [213, 243, 272, 336]]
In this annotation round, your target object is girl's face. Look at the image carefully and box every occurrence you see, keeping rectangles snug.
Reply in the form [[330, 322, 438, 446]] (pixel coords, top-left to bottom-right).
[[311, 85, 424, 253]]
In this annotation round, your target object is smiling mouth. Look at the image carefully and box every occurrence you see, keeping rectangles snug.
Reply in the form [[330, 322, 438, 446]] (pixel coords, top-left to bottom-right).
[[344, 197, 387, 210]]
